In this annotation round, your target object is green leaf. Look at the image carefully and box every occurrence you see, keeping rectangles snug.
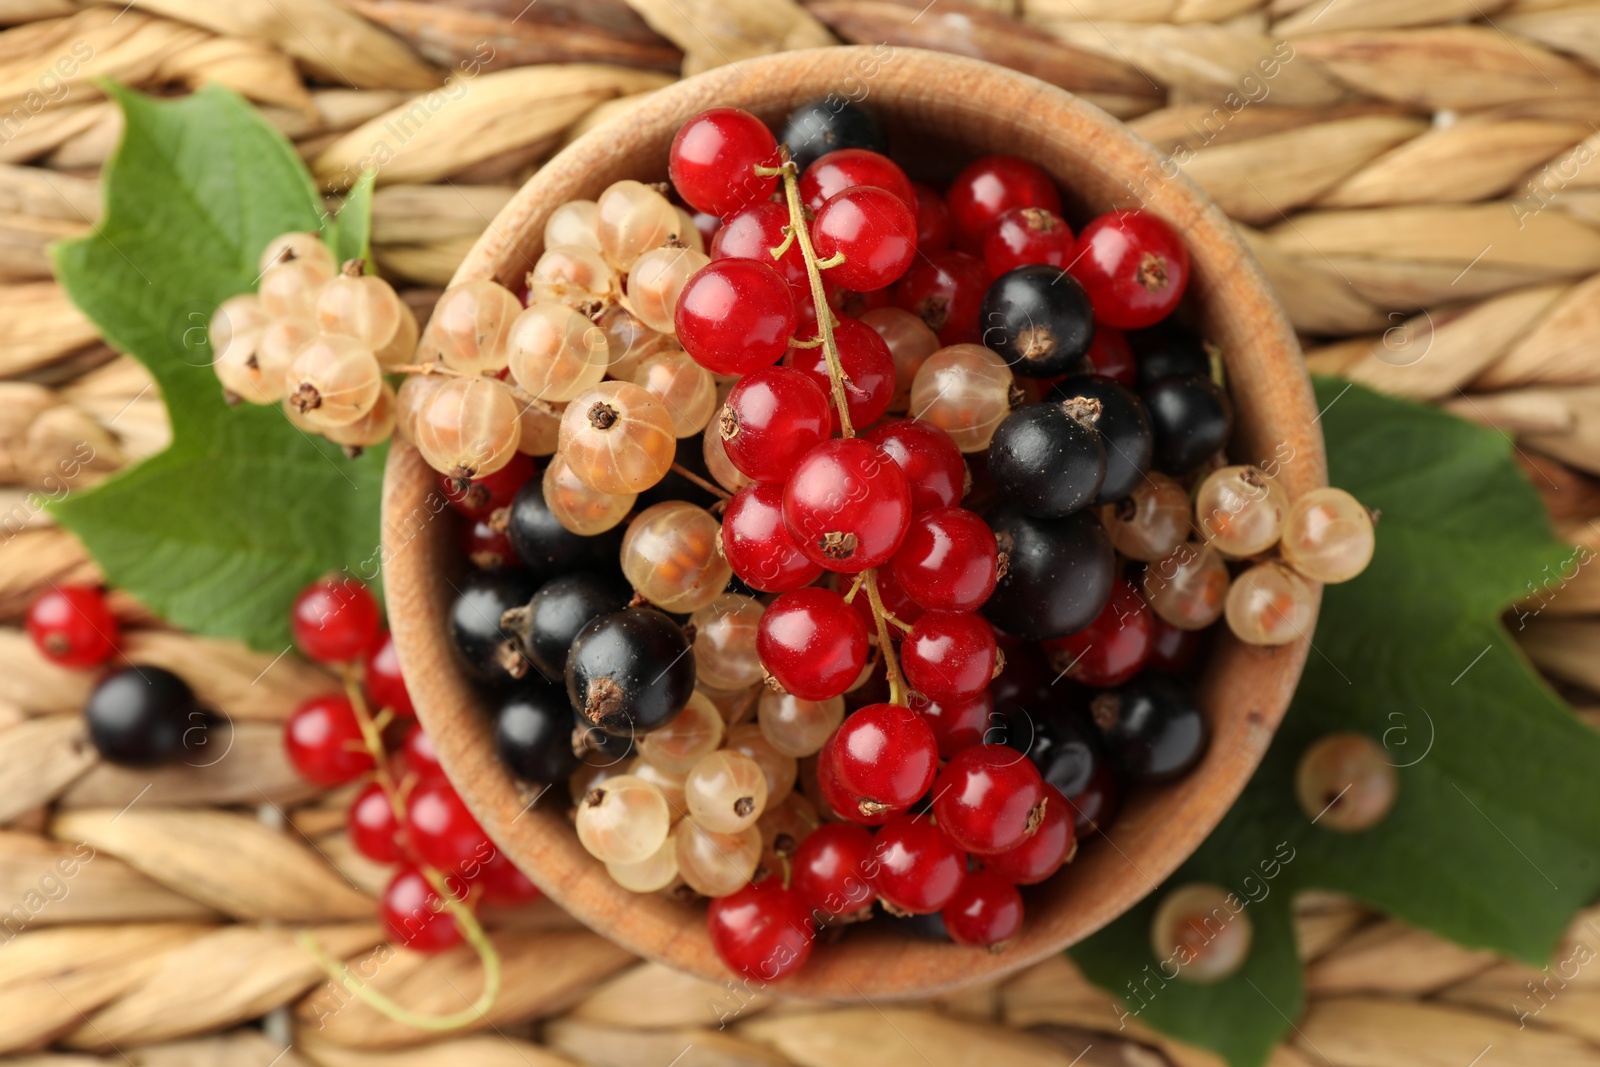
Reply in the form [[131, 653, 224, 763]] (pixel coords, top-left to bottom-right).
[[324, 169, 376, 267], [1070, 379, 1600, 1067], [50, 83, 385, 652]]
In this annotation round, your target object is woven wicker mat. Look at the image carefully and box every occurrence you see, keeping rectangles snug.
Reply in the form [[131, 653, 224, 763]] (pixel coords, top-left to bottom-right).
[[3, 0, 1600, 1063]]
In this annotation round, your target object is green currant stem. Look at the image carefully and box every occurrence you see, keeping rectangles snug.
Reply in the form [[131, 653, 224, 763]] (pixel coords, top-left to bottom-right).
[[841, 573, 866, 604], [861, 570, 909, 707]]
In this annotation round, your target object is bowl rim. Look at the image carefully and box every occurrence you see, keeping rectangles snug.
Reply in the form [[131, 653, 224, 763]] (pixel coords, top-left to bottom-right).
[[384, 44, 1324, 1001]]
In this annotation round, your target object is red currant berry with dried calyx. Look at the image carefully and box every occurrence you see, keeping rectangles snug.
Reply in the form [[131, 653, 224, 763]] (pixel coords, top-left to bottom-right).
[[757, 587, 868, 701], [783, 438, 912, 573], [1069, 209, 1191, 330], [863, 418, 967, 513], [26, 585, 118, 669], [348, 781, 406, 863], [942, 870, 1024, 948], [791, 821, 876, 922], [669, 107, 780, 218], [675, 258, 798, 376], [982, 785, 1074, 885], [870, 812, 966, 914], [291, 576, 382, 663], [815, 730, 898, 825], [364, 629, 415, 718], [832, 703, 939, 816], [811, 186, 918, 292], [890, 507, 998, 613], [932, 743, 1047, 855], [719, 366, 831, 484], [784, 315, 895, 433], [718, 482, 824, 593], [947, 155, 1062, 253], [799, 148, 917, 215], [707, 878, 814, 981], [892, 250, 988, 345], [983, 206, 1075, 277], [284, 693, 375, 787], [1042, 577, 1153, 689], [382, 865, 466, 953], [902, 611, 998, 703], [441, 451, 536, 521], [406, 773, 493, 872]]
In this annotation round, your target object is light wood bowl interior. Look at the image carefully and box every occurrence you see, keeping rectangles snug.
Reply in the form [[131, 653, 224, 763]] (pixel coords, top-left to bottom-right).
[[383, 47, 1324, 1000]]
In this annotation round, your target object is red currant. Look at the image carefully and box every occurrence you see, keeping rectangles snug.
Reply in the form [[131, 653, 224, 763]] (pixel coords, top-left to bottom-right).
[[1068, 209, 1191, 330], [381, 865, 465, 953], [811, 186, 917, 293], [364, 630, 415, 719], [405, 773, 492, 872], [983, 206, 1075, 278], [284, 693, 374, 786], [676, 258, 797, 376], [791, 821, 876, 922], [932, 744, 1046, 855], [1066, 763, 1119, 837], [1041, 578, 1153, 689], [719, 483, 824, 593], [461, 517, 515, 571], [946, 155, 1062, 253], [783, 438, 912, 573], [707, 878, 814, 981], [870, 813, 965, 914], [26, 585, 118, 669], [441, 452, 536, 520], [815, 730, 899, 825], [291, 576, 381, 664], [400, 722, 441, 775], [471, 848, 542, 906], [941, 870, 1024, 947], [799, 148, 916, 215], [721, 366, 831, 483], [862, 419, 966, 513], [982, 785, 1073, 884], [757, 587, 868, 700], [348, 780, 406, 863], [1148, 617, 1204, 673], [713, 200, 808, 297], [902, 612, 997, 702], [832, 703, 938, 815], [1085, 325, 1136, 386], [911, 690, 993, 761], [889, 507, 997, 613], [891, 250, 987, 344], [785, 316, 895, 433], [669, 107, 780, 218], [913, 181, 951, 251]]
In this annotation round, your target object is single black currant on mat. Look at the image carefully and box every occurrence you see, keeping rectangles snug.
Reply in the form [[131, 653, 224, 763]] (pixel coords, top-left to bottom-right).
[[84, 665, 199, 766]]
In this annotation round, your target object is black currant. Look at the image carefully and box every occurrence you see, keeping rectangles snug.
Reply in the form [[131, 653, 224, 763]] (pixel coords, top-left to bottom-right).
[[978, 264, 1095, 378], [988, 398, 1106, 517], [982, 505, 1115, 641], [449, 569, 539, 684], [506, 478, 623, 584], [1089, 670, 1207, 783], [781, 98, 888, 172], [877, 904, 951, 941], [494, 678, 582, 784], [1025, 711, 1106, 799], [502, 572, 631, 682], [84, 665, 199, 767], [566, 607, 695, 737], [1142, 373, 1233, 475], [1129, 321, 1209, 387], [1049, 374, 1153, 504]]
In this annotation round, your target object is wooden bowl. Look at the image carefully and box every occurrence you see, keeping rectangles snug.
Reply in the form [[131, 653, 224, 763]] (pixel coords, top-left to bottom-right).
[[384, 46, 1323, 1000]]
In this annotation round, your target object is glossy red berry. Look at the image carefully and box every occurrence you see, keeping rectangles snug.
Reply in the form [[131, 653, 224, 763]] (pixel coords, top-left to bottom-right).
[[364, 630, 415, 718], [799, 148, 916, 215], [719, 483, 825, 593], [1148, 617, 1203, 674], [913, 182, 951, 251], [707, 878, 814, 981], [911, 690, 994, 761], [405, 773, 492, 872], [982, 785, 1074, 884], [983, 206, 1075, 277], [863, 419, 966, 514], [946, 155, 1062, 253], [816, 730, 899, 825], [791, 822, 876, 922], [284, 693, 374, 786], [890, 507, 998, 613], [1085, 325, 1136, 386], [441, 452, 536, 521], [783, 438, 912, 573], [676, 258, 798, 376], [932, 744, 1047, 855], [1066, 763, 1120, 837], [1069, 209, 1191, 330], [811, 186, 917, 292], [870, 813, 965, 914], [712, 200, 808, 296], [942, 870, 1024, 947], [757, 587, 868, 700], [891, 250, 988, 345], [1042, 578, 1153, 689], [832, 703, 938, 815], [902, 612, 997, 702], [785, 316, 895, 433], [669, 107, 780, 218], [721, 366, 831, 483], [348, 780, 406, 863], [381, 865, 465, 953], [291, 576, 382, 664], [26, 585, 118, 669], [461, 517, 516, 571], [400, 722, 441, 775], [471, 848, 542, 906]]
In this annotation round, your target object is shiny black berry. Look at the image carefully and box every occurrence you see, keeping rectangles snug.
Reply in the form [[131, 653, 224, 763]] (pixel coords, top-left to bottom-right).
[[1130, 321, 1209, 386], [494, 678, 582, 784], [1142, 373, 1233, 475], [84, 665, 199, 766], [982, 505, 1115, 640], [1025, 711, 1106, 799], [450, 569, 539, 684], [567, 607, 695, 737], [979, 264, 1095, 377], [1089, 670, 1207, 783], [781, 98, 888, 172], [1049, 374, 1153, 503], [506, 479, 623, 584], [503, 573, 631, 682], [988, 399, 1106, 517]]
